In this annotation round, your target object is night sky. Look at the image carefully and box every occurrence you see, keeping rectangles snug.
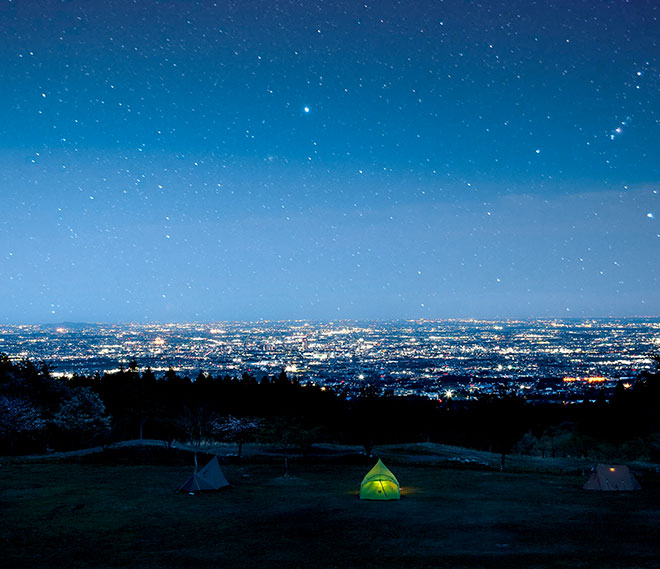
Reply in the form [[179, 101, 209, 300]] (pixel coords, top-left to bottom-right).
[[1, 0, 658, 323]]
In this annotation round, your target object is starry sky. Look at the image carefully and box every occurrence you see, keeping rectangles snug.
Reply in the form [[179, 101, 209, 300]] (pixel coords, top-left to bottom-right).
[[1, 0, 658, 323]]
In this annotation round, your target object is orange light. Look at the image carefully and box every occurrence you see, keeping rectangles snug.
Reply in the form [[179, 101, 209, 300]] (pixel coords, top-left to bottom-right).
[[562, 376, 607, 383], [609, 467, 616, 472], [586, 377, 607, 383]]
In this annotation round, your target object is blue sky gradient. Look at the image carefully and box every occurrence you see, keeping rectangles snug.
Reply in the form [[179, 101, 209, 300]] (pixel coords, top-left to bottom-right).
[[1, 1, 658, 322]]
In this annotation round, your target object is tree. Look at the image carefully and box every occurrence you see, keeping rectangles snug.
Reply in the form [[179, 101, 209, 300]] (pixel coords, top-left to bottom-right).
[[475, 394, 528, 470], [0, 395, 45, 454], [515, 431, 538, 456], [261, 417, 319, 477], [538, 423, 575, 458], [561, 431, 596, 459], [178, 404, 216, 473], [349, 382, 385, 457], [52, 387, 111, 448], [211, 415, 261, 459]]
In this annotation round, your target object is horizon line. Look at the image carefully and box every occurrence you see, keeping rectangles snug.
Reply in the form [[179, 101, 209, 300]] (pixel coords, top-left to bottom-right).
[[3, 315, 660, 327]]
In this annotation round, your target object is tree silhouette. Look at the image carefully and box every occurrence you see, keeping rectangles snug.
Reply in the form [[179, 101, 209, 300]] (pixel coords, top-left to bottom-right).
[[52, 387, 111, 448], [212, 415, 261, 459], [178, 403, 216, 472], [0, 395, 45, 454]]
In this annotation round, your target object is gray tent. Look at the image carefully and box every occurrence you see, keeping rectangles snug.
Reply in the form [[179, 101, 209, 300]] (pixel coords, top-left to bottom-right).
[[178, 456, 230, 492], [583, 464, 641, 491]]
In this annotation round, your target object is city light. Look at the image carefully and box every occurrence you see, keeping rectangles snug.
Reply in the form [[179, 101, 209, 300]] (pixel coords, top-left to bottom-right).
[[0, 319, 656, 402], [562, 376, 608, 384]]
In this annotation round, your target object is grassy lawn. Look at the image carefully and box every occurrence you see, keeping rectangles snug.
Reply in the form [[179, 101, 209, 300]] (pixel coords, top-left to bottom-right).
[[1, 454, 658, 569]]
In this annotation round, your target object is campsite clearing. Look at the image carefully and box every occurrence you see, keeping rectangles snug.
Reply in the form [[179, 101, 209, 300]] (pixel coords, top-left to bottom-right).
[[1, 457, 658, 569]]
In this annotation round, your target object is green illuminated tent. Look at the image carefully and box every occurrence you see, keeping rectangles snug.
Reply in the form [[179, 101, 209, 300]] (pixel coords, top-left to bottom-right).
[[359, 459, 400, 500]]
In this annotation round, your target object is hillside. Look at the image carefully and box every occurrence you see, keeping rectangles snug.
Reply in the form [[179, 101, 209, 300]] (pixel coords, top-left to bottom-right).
[[1, 444, 658, 569]]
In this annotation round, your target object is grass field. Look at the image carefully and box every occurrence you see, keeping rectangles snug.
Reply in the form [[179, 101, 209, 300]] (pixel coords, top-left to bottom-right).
[[1, 449, 659, 569]]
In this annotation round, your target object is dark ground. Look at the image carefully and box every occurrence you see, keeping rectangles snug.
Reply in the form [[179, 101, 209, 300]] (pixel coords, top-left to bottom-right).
[[1, 447, 658, 569]]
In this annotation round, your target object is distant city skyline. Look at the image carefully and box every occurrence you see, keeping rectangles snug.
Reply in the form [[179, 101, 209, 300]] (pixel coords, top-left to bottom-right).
[[1, 1, 658, 324], [2, 320, 657, 398]]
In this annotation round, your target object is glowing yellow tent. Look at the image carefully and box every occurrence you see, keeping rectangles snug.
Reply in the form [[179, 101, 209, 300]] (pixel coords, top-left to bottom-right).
[[359, 459, 400, 500]]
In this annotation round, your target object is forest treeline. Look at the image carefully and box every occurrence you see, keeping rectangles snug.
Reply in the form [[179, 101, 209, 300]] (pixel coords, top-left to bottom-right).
[[1, 353, 659, 463]]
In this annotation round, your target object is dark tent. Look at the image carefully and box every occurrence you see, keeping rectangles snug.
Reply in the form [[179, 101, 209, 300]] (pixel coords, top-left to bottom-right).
[[583, 464, 641, 491], [178, 456, 230, 492]]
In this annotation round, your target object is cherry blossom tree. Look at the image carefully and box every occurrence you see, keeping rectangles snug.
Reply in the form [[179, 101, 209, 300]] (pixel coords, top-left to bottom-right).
[[212, 415, 261, 459], [52, 387, 111, 448], [0, 395, 45, 454]]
